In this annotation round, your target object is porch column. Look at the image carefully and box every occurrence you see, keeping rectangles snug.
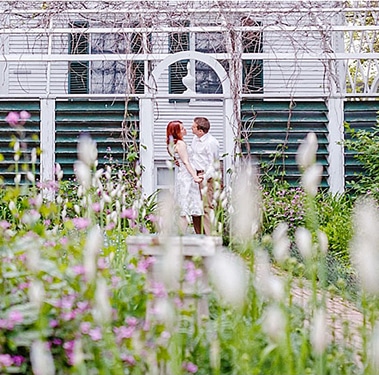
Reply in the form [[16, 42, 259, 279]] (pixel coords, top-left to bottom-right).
[[327, 98, 345, 194], [40, 97, 56, 184], [140, 97, 154, 197]]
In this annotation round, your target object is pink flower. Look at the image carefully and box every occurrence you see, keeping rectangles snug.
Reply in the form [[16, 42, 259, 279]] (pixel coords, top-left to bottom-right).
[[183, 362, 198, 373], [49, 319, 59, 328], [5, 111, 20, 126], [114, 326, 135, 343], [150, 281, 167, 298], [136, 256, 155, 274], [121, 208, 137, 220], [89, 327, 102, 341], [72, 265, 85, 275], [0, 220, 10, 229], [72, 217, 90, 230], [9, 310, 23, 324], [80, 322, 91, 334], [0, 354, 13, 367], [184, 261, 203, 284], [19, 110, 31, 121], [126, 316, 138, 326], [121, 354, 136, 366], [92, 202, 101, 212]]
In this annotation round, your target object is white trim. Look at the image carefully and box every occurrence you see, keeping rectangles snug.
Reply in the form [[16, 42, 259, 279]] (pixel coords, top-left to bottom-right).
[[149, 51, 231, 98], [140, 98, 155, 197], [327, 98, 345, 194], [40, 98, 56, 199]]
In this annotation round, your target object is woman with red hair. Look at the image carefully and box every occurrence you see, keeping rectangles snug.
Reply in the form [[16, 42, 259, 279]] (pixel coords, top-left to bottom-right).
[[166, 120, 203, 233]]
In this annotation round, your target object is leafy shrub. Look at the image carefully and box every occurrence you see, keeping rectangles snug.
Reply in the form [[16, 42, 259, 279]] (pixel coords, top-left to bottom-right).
[[344, 119, 379, 199]]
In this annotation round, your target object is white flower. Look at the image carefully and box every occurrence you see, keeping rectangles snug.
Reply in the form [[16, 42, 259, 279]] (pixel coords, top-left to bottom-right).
[[77, 135, 98, 167], [72, 339, 84, 366], [21, 210, 41, 226], [26, 246, 40, 273], [310, 308, 328, 354], [301, 163, 323, 197], [30, 340, 55, 375], [14, 173, 21, 184], [74, 204, 81, 215], [94, 277, 112, 324], [26, 171, 35, 183], [230, 164, 261, 240], [13, 141, 20, 152], [295, 227, 313, 259], [350, 197, 379, 295], [272, 222, 290, 263], [207, 251, 247, 308], [9, 201, 16, 212], [262, 304, 286, 342], [255, 250, 285, 301], [84, 226, 103, 282], [153, 298, 176, 328], [369, 321, 379, 371], [31, 148, 37, 164], [74, 160, 91, 189], [296, 132, 318, 170], [317, 230, 328, 254], [28, 280, 45, 309], [55, 163, 64, 180]]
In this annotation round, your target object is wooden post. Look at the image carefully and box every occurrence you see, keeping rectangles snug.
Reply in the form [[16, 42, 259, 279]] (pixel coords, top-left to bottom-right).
[[126, 234, 222, 323]]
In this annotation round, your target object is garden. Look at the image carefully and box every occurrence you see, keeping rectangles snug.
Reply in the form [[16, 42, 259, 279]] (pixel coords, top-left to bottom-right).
[[1, 111, 379, 375]]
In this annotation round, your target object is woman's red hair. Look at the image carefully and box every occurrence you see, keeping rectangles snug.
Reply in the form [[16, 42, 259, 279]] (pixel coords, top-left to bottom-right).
[[166, 120, 183, 145]]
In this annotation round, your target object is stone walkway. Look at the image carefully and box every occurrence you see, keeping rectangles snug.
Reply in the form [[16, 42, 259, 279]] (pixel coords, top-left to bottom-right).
[[291, 279, 363, 350]]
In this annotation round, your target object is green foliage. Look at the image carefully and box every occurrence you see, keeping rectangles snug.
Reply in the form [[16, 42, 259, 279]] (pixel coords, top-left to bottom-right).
[[316, 193, 354, 266], [261, 181, 306, 239], [344, 119, 379, 199]]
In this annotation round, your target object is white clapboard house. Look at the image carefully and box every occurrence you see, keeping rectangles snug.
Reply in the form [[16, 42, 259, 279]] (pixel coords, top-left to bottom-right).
[[0, 0, 378, 196]]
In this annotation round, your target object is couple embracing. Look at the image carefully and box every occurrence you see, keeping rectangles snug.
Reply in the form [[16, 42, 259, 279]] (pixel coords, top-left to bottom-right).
[[166, 117, 219, 236]]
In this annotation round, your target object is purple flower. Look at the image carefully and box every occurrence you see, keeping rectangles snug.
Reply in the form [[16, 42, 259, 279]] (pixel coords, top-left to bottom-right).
[[11, 355, 25, 366]]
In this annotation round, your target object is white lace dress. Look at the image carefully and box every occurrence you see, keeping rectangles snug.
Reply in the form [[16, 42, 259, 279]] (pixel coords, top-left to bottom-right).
[[175, 146, 204, 217]]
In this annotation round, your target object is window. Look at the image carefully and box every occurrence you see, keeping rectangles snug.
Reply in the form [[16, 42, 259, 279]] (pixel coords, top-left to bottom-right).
[[68, 21, 89, 94], [130, 22, 150, 94], [91, 31, 127, 94], [168, 21, 190, 96], [168, 21, 227, 98], [195, 32, 227, 94], [241, 18, 263, 93], [69, 21, 150, 95]]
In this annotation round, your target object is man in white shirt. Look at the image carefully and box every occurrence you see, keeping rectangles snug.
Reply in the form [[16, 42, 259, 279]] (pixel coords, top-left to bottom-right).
[[191, 117, 220, 235]]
